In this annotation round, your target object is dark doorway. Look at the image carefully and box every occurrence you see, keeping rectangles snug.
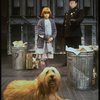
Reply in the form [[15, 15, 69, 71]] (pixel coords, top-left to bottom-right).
[[55, 24, 65, 52]]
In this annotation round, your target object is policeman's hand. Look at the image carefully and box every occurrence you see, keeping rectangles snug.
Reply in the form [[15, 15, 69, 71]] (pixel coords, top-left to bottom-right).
[[47, 37, 53, 43]]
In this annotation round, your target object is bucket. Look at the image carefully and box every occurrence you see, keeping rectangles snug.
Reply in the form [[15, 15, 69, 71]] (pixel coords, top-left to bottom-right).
[[12, 46, 27, 70], [67, 51, 94, 90]]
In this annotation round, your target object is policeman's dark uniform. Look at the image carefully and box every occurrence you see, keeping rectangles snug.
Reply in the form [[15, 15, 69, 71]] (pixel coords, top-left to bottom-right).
[[63, 6, 84, 48]]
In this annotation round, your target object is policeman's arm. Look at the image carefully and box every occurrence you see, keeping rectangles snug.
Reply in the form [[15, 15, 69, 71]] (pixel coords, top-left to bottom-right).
[[70, 9, 84, 25]]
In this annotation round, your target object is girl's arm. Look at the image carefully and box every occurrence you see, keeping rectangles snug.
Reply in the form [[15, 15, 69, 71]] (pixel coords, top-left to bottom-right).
[[37, 19, 45, 36]]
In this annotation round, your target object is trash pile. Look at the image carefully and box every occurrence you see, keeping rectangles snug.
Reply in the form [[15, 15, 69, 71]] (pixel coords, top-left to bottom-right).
[[65, 45, 98, 55], [12, 41, 27, 47]]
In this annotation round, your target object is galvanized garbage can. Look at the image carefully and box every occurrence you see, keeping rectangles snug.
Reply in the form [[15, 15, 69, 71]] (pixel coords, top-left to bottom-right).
[[12, 46, 27, 70], [67, 51, 94, 90]]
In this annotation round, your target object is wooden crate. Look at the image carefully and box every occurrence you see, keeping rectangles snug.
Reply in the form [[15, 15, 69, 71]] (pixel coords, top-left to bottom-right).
[[26, 53, 39, 69], [26, 53, 33, 69]]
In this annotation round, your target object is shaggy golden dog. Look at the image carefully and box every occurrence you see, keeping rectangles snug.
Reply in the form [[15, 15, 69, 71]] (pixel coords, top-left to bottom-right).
[[3, 67, 63, 100]]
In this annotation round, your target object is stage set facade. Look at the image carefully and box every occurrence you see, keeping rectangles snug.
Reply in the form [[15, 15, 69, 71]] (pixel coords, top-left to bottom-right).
[[3, 0, 98, 55]]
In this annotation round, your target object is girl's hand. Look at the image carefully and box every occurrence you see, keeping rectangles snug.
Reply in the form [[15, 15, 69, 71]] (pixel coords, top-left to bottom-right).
[[39, 35, 44, 38], [47, 37, 53, 43]]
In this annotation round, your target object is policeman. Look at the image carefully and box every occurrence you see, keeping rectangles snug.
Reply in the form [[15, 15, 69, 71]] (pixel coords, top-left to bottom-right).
[[63, 0, 84, 48]]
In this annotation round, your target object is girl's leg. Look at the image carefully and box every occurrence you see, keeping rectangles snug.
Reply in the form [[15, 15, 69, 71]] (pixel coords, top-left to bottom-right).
[[39, 54, 48, 68]]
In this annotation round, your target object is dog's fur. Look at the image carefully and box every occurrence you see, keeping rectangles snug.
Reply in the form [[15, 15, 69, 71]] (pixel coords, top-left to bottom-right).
[[3, 67, 63, 100]]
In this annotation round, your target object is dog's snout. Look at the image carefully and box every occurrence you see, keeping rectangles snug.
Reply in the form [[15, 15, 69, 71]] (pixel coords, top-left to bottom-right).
[[50, 75, 54, 78]]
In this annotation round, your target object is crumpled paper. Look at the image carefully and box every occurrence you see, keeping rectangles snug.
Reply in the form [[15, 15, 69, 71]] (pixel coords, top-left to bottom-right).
[[13, 41, 27, 47], [79, 45, 93, 52], [88, 45, 99, 51], [65, 45, 98, 55]]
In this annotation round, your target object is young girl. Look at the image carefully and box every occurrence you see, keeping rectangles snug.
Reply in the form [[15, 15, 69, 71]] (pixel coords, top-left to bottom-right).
[[36, 7, 57, 67]]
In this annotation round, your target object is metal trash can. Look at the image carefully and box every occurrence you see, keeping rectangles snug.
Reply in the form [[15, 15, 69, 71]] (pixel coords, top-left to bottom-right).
[[67, 51, 94, 90], [12, 46, 27, 70], [92, 50, 98, 87]]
